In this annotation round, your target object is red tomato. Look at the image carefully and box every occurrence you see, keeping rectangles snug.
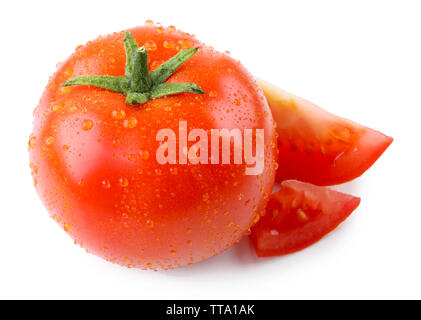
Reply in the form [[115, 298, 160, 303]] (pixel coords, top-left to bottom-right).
[[257, 79, 393, 186], [250, 180, 360, 257], [29, 24, 277, 269]]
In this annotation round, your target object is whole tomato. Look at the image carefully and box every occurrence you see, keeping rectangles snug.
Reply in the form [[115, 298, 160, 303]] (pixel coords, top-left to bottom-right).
[[29, 24, 277, 269]]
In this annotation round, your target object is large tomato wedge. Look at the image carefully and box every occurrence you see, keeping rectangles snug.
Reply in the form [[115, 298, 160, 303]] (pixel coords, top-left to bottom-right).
[[28, 24, 277, 269], [250, 180, 361, 257], [257, 79, 393, 186]]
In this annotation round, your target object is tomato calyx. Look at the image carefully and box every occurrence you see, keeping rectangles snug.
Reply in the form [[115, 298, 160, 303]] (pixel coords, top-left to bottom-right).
[[62, 32, 204, 105]]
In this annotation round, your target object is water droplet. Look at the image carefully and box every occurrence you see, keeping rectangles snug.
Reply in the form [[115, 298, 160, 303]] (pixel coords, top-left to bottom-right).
[[119, 177, 129, 187], [202, 193, 209, 202], [177, 39, 192, 49], [82, 119, 93, 130], [28, 136, 36, 148], [123, 117, 138, 129], [209, 90, 218, 98], [144, 40, 157, 51], [168, 25, 176, 32], [111, 109, 126, 119], [69, 106, 78, 113], [51, 103, 64, 112], [63, 145, 69, 151], [139, 150, 149, 160], [238, 193, 243, 200], [186, 228, 192, 233], [169, 167, 178, 175], [45, 136, 54, 145], [64, 223, 72, 232], [170, 249, 176, 255], [145, 19, 154, 25], [78, 179, 86, 186], [163, 40, 175, 49], [155, 26, 164, 34], [146, 220, 154, 228], [102, 180, 111, 189], [187, 240, 192, 246]]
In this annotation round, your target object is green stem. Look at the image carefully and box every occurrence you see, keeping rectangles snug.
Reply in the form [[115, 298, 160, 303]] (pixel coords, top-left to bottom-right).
[[62, 31, 204, 106], [130, 47, 152, 92], [149, 48, 199, 85], [63, 75, 129, 94], [123, 32, 138, 78]]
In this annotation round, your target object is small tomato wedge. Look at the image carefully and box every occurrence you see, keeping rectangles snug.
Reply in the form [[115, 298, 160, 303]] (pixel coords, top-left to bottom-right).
[[257, 79, 393, 186], [250, 180, 361, 257]]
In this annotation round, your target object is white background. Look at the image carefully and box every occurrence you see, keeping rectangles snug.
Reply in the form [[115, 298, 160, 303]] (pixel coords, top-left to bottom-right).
[[1, 0, 420, 299]]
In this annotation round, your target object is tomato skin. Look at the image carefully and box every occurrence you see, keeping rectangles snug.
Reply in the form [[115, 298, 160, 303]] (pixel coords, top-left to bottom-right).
[[250, 180, 360, 257], [257, 79, 393, 186], [29, 25, 277, 269]]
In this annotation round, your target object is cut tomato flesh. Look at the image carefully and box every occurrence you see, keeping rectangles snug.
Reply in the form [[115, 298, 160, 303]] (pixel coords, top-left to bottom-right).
[[257, 79, 393, 185], [250, 180, 361, 257]]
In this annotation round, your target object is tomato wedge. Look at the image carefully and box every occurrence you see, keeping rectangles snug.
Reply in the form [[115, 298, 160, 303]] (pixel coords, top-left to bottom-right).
[[257, 79, 393, 186], [250, 180, 361, 257]]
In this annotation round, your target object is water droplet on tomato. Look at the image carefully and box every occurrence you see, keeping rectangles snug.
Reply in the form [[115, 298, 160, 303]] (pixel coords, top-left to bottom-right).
[[139, 150, 149, 160], [82, 119, 93, 130], [102, 180, 111, 189], [119, 177, 129, 187], [123, 117, 138, 129], [163, 40, 175, 49], [69, 106, 78, 113], [111, 109, 126, 119], [177, 39, 192, 49], [209, 91, 218, 98], [144, 40, 157, 51], [51, 103, 64, 112], [28, 136, 36, 148], [155, 26, 164, 34], [45, 136, 54, 145]]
